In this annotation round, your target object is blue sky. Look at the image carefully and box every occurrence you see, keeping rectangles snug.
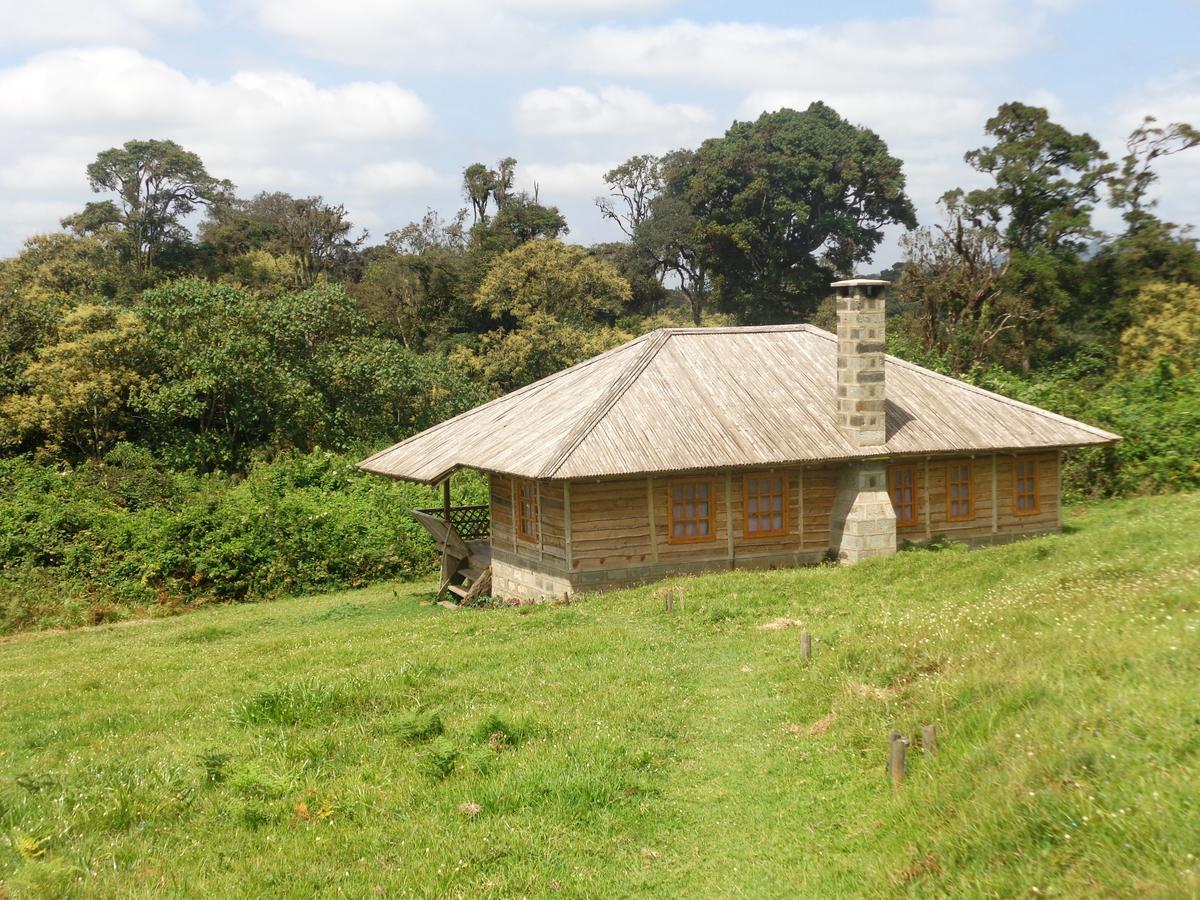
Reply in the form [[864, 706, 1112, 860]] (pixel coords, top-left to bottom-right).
[[1, 0, 1198, 263]]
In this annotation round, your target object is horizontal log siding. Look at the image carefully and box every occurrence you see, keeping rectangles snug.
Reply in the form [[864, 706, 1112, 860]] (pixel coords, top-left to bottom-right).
[[898, 452, 1059, 542], [538, 481, 568, 567], [489, 474, 514, 549], [567, 466, 837, 576], [570, 479, 656, 571]]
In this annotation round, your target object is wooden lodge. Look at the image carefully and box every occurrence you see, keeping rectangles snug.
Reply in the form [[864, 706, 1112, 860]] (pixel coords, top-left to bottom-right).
[[359, 279, 1119, 602]]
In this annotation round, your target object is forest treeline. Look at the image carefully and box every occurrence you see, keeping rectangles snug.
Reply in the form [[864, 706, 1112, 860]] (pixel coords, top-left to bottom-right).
[[1, 100, 1198, 631]]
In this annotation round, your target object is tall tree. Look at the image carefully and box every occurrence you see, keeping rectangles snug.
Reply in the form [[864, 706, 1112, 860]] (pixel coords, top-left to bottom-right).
[[678, 103, 916, 323], [1108, 116, 1200, 234], [63, 139, 233, 272], [955, 102, 1114, 254], [201, 192, 366, 286], [597, 154, 665, 240]]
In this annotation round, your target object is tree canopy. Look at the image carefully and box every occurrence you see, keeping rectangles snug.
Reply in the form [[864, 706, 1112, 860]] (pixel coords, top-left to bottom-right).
[[677, 102, 916, 323]]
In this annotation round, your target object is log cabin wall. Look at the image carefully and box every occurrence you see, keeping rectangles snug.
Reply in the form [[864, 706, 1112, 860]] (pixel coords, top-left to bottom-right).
[[564, 465, 838, 592], [486, 452, 1061, 599], [892, 451, 1060, 546]]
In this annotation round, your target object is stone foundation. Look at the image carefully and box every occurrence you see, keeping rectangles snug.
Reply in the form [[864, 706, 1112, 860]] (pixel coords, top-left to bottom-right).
[[491, 557, 573, 601], [830, 461, 897, 564]]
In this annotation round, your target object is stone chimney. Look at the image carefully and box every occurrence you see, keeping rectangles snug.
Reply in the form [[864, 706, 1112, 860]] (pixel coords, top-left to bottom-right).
[[832, 277, 889, 447]]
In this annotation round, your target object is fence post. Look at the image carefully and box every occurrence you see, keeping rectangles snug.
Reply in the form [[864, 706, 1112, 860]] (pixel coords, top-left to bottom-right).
[[801, 630, 812, 660], [921, 724, 938, 756], [889, 731, 909, 790]]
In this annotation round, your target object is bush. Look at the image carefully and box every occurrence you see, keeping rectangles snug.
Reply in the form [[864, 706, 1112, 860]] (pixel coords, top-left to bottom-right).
[[0, 448, 487, 634]]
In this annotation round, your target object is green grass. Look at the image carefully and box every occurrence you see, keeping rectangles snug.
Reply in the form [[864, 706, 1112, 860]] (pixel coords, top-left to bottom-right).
[[1, 495, 1198, 897]]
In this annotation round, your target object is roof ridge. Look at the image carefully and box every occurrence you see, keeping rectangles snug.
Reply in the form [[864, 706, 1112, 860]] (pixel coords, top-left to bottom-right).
[[803, 327, 1120, 441], [356, 329, 659, 475], [538, 328, 673, 478]]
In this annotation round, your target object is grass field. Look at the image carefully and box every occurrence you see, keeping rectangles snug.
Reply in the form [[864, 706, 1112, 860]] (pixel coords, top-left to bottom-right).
[[1, 494, 1198, 897]]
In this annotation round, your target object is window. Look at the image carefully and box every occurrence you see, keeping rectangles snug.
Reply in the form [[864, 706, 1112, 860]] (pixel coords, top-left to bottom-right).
[[744, 473, 787, 537], [888, 465, 918, 527], [946, 461, 974, 521], [668, 479, 715, 543], [516, 479, 538, 542], [1013, 458, 1040, 515]]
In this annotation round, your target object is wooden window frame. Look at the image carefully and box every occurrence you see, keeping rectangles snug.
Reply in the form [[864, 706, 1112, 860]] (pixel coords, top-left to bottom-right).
[[666, 477, 717, 545], [887, 464, 919, 527], [516, 478, 539, 543], [743, 472, 789, 539], [946, 460, 975, 522], [1012, 456, 1041, 516]]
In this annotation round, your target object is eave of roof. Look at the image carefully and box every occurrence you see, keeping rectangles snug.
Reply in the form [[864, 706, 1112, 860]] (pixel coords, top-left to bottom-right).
[[357, 324, 1120, 484]]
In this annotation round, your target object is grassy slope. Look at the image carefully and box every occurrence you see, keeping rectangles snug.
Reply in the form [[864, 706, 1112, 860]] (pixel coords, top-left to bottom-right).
[[1, 495, 1198, 898]]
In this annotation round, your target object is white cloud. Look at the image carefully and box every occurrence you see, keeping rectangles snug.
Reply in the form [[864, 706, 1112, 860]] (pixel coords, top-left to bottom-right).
[[514, 85, 710, 138], [0, 0, 204, 47], [0, 47, 439, 252], [519, 161, 615, 198], [341, 161, 449, 194], [253, 0, 551, 70]]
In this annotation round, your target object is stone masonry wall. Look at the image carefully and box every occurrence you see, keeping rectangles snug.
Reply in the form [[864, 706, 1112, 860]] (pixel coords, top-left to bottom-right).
[[830, 461, 897, 564]]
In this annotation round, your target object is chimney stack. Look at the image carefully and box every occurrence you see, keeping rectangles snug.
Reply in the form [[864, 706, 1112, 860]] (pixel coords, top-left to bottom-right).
[[832, 278, 889, 447]]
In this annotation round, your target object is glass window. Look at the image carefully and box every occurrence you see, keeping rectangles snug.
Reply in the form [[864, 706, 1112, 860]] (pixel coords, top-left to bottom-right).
[[744, 474, 787, 537], [947, 461, 974, 521], [669, 480, 714, 543]]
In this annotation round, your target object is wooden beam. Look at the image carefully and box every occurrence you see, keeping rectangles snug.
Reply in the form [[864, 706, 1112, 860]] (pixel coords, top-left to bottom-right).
[[1057, 449, 1063, 530], [725, 470, 734, 567], [536, 480, 544, 561], [509, 476, 518, 553], [798, 466, 805, 548], [647, 476, 659, 563], [991, 454, 998, 534], [924, 457, 931, 539], [563, 481, 573, 570], [442, 477, 451, 522]]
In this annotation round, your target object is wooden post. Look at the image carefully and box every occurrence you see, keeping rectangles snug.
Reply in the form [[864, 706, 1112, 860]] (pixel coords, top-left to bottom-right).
[[646, 477, 659, 563], [442, 477, 451, 522], [800, 630, 812, 660], [921, 724, 938, 756], [563, 481, 573, 570], [797, 466, 805, 548], [1057, 449, 1063, 530], [889, 731, 909, 790], [725, 470, 734, 569], [509, 477, 518, 553], [991, 454, 999, 534], [923, 457, 931, 539], [536, 480, 544, 561]]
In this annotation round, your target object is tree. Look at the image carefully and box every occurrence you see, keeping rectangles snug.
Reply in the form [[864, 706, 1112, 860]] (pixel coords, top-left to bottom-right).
[[637, 191, 709, 325], [462, 157, 518, 225], [474, 239, 629, 327], [351, 253, 429, 349], [1119, 282, 1200, 376], [597, 155, 664, 240], [955, 102, 1114, 254], [678, 103, 916, 323], [1108, 116, 1200, 235], [452, 312, 631, 394], [386, 208, 469, 256], [0, 304, 148, 460], [63, 139, 233, 272], [894, 200, 1012, 372], [206, 192, 366, 286]]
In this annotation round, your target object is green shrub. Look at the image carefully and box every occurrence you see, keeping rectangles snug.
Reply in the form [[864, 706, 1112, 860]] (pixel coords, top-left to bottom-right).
[[0, 450, 488, 634]]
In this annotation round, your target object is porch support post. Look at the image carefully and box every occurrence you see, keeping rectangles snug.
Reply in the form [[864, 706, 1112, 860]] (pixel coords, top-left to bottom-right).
[[442, 476, 451, 522]]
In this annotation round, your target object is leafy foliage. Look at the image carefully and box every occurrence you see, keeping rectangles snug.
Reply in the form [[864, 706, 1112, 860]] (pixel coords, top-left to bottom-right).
[[0, 450, 487, 634]]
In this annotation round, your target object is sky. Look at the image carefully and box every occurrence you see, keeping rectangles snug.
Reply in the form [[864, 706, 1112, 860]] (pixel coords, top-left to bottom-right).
[[1, 0, 1199, 264]]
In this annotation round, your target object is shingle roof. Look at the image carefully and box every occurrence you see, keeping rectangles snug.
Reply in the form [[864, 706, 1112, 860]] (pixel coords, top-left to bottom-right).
[[358, 325, 1120, 483]]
